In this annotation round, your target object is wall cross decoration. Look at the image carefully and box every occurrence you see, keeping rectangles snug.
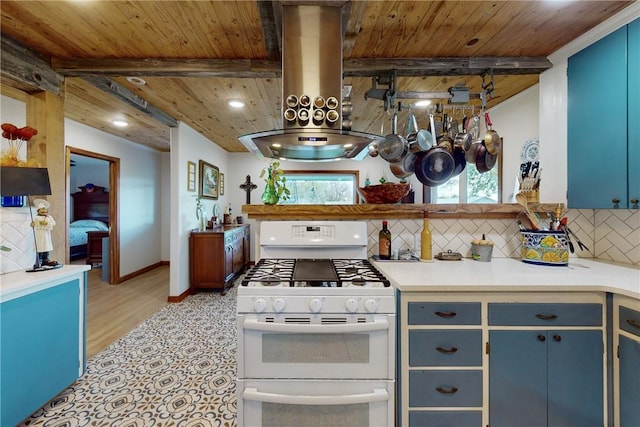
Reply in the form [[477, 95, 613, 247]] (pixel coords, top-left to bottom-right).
[[240, 175, 258, 204]]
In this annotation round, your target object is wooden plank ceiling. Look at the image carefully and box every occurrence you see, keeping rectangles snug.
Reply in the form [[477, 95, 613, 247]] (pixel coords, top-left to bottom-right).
[[0, 1, 633, 153]]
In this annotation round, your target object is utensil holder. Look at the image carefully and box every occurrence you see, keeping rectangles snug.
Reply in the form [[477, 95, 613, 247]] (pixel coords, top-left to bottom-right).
[[520, 230, 568, 266]]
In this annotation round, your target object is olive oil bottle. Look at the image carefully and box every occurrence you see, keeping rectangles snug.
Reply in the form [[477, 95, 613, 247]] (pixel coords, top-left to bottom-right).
[[420, 211, 433, 262], [379, 220, 391, 260]]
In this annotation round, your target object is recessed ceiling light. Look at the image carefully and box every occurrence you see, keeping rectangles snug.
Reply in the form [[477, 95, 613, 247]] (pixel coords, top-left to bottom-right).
[[228, 99, 246, 108], [112, 120, 128, 127], [126, 76, 146, 86]]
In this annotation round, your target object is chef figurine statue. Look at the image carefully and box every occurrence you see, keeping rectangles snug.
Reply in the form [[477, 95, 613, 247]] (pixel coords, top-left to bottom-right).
[[30, 198, 59, 268]]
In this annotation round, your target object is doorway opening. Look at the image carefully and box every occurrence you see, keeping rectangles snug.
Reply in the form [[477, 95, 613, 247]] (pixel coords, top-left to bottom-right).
[[67, 146, 120, 284]]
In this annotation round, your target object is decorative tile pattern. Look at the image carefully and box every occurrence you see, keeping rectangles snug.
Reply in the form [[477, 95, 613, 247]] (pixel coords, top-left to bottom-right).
[[594, 209, 640, 265], [0, 207, 36, 274], [367, 209, 639, 266], [21, 289, 238, 427]]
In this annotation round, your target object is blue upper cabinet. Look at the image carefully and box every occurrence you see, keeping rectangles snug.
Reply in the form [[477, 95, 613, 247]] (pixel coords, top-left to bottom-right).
[[568, 19, 639, 209], [627, 19, 640, 210]]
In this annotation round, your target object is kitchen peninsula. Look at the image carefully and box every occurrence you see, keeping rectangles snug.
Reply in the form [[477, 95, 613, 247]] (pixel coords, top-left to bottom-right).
[[1, 265, 90, 426], [372, 258, 639, 427]]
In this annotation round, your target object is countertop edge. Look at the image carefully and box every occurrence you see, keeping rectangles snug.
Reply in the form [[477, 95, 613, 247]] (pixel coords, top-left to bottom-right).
[[373, 258, 640, 300], [0, 265, 91, 303]]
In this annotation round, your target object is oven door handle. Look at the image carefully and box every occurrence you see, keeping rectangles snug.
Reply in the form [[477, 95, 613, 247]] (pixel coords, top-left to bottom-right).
[[242, 318, 390, 333], [243, 387, 389, 405]]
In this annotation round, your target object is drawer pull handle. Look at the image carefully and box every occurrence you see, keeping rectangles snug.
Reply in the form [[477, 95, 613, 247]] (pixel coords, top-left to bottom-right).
[[436, 386, 458, 394], [553, 335, 562, 342], [627, 319, 640, 329], [435, 346, 458, 354], [435, 311, 457, 318], [537, 335, 546, 342], [535, 314, 558, 321]]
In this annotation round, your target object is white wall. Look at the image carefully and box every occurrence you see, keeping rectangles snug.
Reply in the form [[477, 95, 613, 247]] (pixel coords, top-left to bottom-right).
[[169, 122, 230, 297], [0, 96, 27, 160], [65, 120, 164, 276], [489, 85, 539, 202]]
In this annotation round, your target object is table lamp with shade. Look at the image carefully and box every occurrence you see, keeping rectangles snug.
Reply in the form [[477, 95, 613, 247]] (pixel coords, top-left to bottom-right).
[[0, 166, 62, 272]]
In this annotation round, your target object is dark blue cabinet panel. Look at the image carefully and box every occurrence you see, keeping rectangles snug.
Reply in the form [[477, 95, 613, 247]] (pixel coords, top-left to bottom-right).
[[547, 330, 603, 427], [568, 19, 640, 208], [489, 330, 603, 427], [619, 335, 640, 427], [409, 370, 482, 408], [407, 302, 481, 325], [409, 410, 482, 427], [568, 25, 628, 208], [488, 303, 602, 326], [489, 331, 548, 427], [409, 330, 482, 366], [628, 19, 640, 207]]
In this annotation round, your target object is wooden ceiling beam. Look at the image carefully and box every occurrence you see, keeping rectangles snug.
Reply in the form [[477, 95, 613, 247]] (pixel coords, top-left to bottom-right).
[[1, 35, 63, 94], [51, 56, 552, 78], [82, 76, 177, 127]]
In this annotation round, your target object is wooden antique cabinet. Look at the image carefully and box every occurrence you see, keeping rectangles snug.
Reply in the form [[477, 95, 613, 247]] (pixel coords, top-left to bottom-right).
[[189, 224, 250, 295], [86, 230, 109, 265]]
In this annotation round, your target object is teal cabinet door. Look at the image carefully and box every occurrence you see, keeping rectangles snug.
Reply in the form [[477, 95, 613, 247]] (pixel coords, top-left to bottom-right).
[[627, 19, 640, 209], [568, 25, 628, 208], [489, 330, 604, 427], [0, 280, 82, 426], [489, 331, 547, 427], [547, 330, 603, 427], [619, 335, 640, 426]]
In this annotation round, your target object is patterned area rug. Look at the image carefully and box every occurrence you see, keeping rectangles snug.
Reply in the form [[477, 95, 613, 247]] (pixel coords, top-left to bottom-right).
[[21, 288, 238, 427]]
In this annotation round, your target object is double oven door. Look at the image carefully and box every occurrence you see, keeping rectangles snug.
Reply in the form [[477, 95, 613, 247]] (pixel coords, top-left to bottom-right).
[[236, 312, 395, 427]]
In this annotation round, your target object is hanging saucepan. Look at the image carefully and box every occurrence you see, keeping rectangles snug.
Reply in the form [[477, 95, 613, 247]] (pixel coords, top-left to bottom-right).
[[414, 114, 455, 187], [379, 111, 408, 162], [454, 115, 472, 151], [475, 139, 499, 173], [450, 126, 467, 178], [484, 112, 501, 155], [390, 150, 416, 179], [406, 111, 433, 152], [438, 113, 454, 152], [465, 115, 482, 163]]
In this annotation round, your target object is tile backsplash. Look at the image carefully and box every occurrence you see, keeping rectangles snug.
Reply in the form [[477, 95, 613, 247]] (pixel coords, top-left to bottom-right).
[[367, 209, 640, 267], [0, 206, 36, 274]]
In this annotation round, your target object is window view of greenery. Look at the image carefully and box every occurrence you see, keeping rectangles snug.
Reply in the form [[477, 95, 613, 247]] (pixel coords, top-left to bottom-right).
[[282, 173, 357, 204], [433, 162, 499, 203]]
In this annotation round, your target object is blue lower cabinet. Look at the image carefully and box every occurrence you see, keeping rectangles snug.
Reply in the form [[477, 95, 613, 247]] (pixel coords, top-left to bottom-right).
[[619, 335, 640, 426], [489, 330, 603, 427], [409, 410, 482, 427], [409, 370, 482, 408], [409, 330, 482, 367], [1, 279, 84, 426]]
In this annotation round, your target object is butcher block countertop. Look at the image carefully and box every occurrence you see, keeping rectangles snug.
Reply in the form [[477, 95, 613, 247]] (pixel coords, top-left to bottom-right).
[[372, 258, 640, 299]]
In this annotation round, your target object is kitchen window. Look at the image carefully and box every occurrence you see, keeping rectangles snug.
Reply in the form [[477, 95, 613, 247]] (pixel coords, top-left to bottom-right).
[[281, 171, 360, 204], [428, 158, 501, 204]]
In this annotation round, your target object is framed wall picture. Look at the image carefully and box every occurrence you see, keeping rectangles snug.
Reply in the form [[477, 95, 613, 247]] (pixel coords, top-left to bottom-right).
[[220, 173, 225, 195], [199, 160, 219, 200], [187, 161, 196, 192]]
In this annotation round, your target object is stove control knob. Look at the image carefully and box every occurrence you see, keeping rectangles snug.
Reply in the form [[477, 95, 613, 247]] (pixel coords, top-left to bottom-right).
[[309, 298, 323, 313], [345, 298, 359, 313], [254, 298, 267, 313], [364, 298, 378, 313], [273, 297, 286, 313]]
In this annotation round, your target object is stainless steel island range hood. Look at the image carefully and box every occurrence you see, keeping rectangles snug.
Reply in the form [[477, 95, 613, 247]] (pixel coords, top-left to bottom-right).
[[238, 4, 383, 162]]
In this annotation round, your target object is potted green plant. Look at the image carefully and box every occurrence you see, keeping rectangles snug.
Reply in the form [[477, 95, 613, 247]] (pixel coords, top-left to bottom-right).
[[260, 161, 290, 204]]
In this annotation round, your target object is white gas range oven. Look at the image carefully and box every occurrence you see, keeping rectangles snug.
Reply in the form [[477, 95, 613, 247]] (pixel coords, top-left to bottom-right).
[[236, 221, 396, 427]]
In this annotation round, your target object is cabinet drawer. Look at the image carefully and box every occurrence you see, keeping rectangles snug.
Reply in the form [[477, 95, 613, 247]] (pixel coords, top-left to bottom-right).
[[620, 306, 640, 338], [409, 330, 482, 367], [409, 370, 482, 407], [488, 303, 602, 326], [409, 410, 482, 427], [408, 302, 481, 325]]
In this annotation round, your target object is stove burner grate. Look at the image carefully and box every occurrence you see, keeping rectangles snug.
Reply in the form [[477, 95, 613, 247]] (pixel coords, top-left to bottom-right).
[[242, 258, 390, 287]]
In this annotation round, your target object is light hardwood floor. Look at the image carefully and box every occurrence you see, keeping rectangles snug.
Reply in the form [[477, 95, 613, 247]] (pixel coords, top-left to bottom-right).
[[85, 265, 169, 358]]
